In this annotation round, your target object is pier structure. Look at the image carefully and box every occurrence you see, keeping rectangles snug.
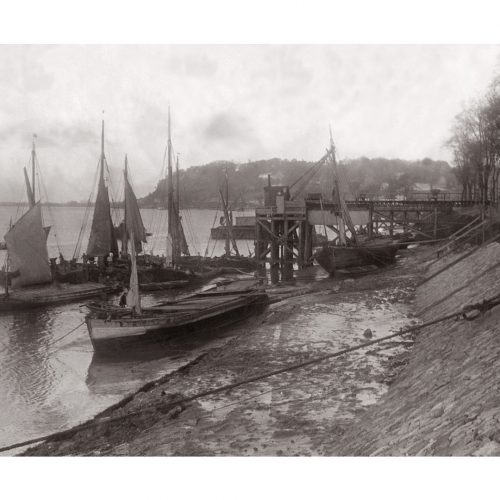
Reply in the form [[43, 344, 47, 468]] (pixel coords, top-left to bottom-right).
[[255, 178, 481, 282]]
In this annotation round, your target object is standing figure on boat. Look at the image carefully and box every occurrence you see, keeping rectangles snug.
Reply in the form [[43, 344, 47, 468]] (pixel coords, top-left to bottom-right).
[[119, 287, 128, 308]]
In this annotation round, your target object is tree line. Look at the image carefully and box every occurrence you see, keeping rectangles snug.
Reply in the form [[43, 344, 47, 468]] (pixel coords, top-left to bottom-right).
[[140, 156, 458, 209], [447, 76, 500, 203]]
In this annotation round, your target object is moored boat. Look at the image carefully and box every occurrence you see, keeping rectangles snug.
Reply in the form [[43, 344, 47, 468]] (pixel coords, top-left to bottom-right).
[[86, 280, 268, 356], [313, 132, 399, 275], [0, 137, 117, 312], [314, 240, 399, 275], [0, 281, 118, 311], [85, 154, 269, 356]]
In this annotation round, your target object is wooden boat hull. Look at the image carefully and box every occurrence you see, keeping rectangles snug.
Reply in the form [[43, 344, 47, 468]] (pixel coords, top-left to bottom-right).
[[0, 282, 118, 312], [314, 242, 399, 275], [139, 280, 189, 291], [179, 255, 259, 272], [210, 225, 255, 240], [86, 289, 268, 356]]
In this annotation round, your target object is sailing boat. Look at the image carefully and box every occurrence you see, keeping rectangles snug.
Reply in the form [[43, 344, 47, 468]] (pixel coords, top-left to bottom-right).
[[0, 137, 117, 312], [122, 155, 192, 291], [142, 108, 222, 284], [85, 158, 269, 356], [85, 119, 119, 266], [313, 134, 399, 275]]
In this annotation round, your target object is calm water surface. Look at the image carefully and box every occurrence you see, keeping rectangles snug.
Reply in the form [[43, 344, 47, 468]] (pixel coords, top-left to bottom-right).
[[0, 205, 254, 451]]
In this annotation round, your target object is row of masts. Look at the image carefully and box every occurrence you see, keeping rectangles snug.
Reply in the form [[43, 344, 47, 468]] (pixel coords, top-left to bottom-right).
[[84, 107, 192, 266]]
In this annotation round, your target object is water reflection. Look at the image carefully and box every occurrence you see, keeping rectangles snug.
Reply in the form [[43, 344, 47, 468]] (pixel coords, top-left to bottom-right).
[[5, 309, 57, 407], [86, 316, 252, 394]]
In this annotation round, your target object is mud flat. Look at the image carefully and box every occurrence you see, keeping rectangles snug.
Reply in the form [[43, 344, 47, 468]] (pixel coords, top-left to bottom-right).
[[23, 249, 425, 456], [329, 241, 500, 456]]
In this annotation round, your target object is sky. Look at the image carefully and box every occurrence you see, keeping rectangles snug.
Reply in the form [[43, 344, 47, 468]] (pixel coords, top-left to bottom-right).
[[0, 44, 499, 202]]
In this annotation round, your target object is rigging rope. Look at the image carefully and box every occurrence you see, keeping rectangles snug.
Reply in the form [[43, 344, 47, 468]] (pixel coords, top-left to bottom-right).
[[36, 154, 63, 256], [289, 152, 329, 200], [73, 159, 100, 260]]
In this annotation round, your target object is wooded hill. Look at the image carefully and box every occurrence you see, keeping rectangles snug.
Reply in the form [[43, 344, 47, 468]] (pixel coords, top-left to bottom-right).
[[139, 157, 458, 209]]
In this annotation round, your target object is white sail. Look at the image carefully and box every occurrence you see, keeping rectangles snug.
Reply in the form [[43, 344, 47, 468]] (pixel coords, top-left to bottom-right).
[[126, 229, 141, 315], [4, 203, 52, 289]]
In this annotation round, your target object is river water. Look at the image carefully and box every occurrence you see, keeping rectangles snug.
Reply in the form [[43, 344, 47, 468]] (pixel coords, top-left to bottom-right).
[[0, 205, 255, 451], [0, 205, 412, 454]]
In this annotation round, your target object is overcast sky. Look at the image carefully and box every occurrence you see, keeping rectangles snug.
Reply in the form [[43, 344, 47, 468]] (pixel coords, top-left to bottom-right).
[[1, 45, 499, 202]]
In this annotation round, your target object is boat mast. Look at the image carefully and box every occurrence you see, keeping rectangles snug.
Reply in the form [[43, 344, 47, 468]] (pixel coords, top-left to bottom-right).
[[4, 219, 10, 296], [123, 155, 129, 255], [32, 134, 36, 203], [100, 118, 105, 180], [123, 155, 141, 314], [176, 154, 180, 216], [166, 107, 180, 264], [219, 167, 240, 257], [329, 128, 357, 245], [224, 168, 230, 256], [23, 167, 35, 208]]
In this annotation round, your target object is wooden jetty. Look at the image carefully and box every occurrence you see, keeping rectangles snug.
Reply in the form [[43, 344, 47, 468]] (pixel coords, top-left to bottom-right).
[[254, 141, 487, 282]]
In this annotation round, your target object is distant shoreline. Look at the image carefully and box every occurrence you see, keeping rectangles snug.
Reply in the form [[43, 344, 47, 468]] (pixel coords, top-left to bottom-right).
[[0, 201, 256, 210]]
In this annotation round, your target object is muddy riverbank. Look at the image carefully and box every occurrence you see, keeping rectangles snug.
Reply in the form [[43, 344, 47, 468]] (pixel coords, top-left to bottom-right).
[[329, 241, 500, 456], [23, 249, 427, 456]]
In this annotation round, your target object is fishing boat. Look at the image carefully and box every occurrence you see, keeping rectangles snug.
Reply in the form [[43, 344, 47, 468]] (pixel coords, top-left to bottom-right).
[[74, 116, 212, 291], [143, 109, 224, 286], [314, 239, 399, 275], [86, 280, 267, 356], [0, 137, 116, 312], [313, 133, 399, 275], [85, 165, 268, 355]]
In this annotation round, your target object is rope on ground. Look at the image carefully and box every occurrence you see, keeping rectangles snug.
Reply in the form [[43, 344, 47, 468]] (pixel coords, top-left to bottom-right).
[[3, 291, 500, 454]]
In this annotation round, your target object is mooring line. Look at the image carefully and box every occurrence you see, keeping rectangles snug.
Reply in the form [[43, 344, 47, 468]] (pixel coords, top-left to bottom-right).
[[46, 321, 85, 349], [3, 291, 500, 454]]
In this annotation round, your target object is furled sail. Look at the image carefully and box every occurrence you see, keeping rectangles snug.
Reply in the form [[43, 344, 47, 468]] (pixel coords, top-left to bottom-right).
[[4, 203, 52, 289], [124, 160, 147, 253], [86, 166, 118, 258], [173, 204, 189, 256]]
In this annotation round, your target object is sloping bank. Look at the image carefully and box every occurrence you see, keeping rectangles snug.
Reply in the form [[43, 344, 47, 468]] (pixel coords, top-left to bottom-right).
[[330, 241, 500, 456]]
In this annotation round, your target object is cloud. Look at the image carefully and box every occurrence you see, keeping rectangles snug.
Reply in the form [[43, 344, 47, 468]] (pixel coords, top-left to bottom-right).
[[204, 112, 251, 141], [0, 45, 498, 202]]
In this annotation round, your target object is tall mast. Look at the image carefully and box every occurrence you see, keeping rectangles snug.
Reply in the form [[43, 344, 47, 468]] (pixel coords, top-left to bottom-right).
[[329, 127, 357, 245], [176, 154, 180, 213], [224, 168, 230, 256], [31, 134, 36, 203], [220, 168, 240, 257], [166, 106, 177, 264], [167, 107, 173, 214], [4, 219, 10, 296], [100, 117, 105, 180], [123, 155, 129, 255]]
